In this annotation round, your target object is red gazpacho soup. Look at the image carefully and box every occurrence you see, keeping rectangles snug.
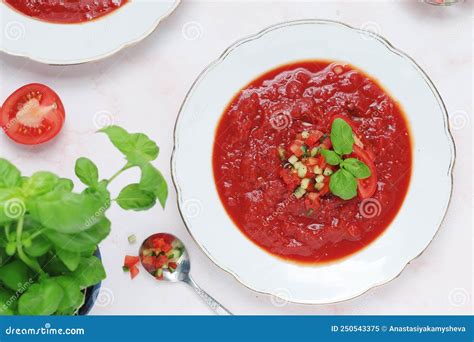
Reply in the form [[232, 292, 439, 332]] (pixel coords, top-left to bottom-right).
[[4, 0, 128, 24], [213, 61, 412, 263]]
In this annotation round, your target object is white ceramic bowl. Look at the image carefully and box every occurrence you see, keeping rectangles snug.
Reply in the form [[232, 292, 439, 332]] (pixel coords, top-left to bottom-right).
[[172, 20, 455, 304], [0, 0, 180, 65]]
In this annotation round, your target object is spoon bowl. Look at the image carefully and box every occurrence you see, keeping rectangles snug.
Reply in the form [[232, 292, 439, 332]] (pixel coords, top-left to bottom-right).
[[139, 233, 231, 315]]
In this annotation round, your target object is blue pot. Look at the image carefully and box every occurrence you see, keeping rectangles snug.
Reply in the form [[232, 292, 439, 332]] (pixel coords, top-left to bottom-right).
[[78, 248, 102, 315]]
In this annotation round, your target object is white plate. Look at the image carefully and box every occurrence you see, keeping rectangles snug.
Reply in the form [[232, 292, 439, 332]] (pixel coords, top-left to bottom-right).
[[0, 0, 180, 65], [172, 20, 455, 304]]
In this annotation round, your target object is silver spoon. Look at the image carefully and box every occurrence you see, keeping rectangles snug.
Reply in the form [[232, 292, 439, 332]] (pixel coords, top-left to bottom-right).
[[139, 233, 231, 315]]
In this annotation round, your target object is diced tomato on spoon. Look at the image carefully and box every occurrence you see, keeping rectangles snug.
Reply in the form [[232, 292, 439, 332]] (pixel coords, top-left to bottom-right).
[[1, 83, 65, 145]]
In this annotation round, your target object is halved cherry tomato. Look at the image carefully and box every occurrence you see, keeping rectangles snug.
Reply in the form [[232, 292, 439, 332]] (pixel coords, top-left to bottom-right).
[[353, 145, 377, 199], [130, 266, 139, 279], [124, 255, 140, 269], [1, 83, 65, 145]]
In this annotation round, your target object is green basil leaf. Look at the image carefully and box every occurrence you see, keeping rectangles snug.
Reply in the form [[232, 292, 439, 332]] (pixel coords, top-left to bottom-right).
[[24, 234, 52, 257], [18, 278, 63, 315], [54, 276, 84, 314], [0, 260, 32, 292], [98, 126, 134, 155], [99, 126, 159, 165], [72, 256, 106, 289], [0, 159, 21, 188], [22, 172, 59, 198], [341, 158, 371, 179], [44, 218, 111, 253], [116, 184, 156, 211], [139, 163, 168, 209], [330, 118, 354, 155], [320, 149, 342, 166], [329, 169, 357, 200], [54, 178, 74, 192], [75, 158, 99, 188], [0, 286, 15, 315], [56, 249, 81, 271], [28, 191, 107, 233]]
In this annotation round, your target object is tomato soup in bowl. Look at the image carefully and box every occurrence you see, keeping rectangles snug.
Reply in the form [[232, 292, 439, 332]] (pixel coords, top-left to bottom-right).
[[4, 0, 128, 24], [213, 61, 412, 263]]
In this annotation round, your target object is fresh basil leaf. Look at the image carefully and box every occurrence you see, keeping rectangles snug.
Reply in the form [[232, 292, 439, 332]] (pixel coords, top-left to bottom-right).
[[329, 169, 357, 200], [24, 234, 52, 257], [75, 158, 99, 188], [18, 278, 64, 315], [320, 149, 342, 166], [72, 256, 106, 289], [22, 172, 60, 198], [40, 253, 70, 276], [330, 118, 354, 155], [0, 260, 32, 292], [54, 178, 74, 192], [99, 126, 159, 165], [54, 276, 84, 314], [28, 191, 107, 234], [116, 184, 156, 211], [126, 133, 159, 164], [44, 218, 111, 253], [139, 163, 168, 209], [0, 286, 15, 315], [341, 158, 371, 179], [0, 159, 21, 188], [56, 248, 81, 271], [98, 126, 134, 155]]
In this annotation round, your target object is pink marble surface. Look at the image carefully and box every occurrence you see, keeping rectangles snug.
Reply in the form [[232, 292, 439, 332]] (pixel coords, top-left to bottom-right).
[[0, 0, 472, 315]]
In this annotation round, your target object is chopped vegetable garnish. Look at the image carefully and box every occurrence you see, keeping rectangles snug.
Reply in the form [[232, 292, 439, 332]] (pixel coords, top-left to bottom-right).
[[138, 233, 184, 281], [128, 234, 137, 244]]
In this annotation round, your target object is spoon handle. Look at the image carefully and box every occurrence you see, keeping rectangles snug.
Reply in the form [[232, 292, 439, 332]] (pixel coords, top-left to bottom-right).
[[184, 276, 232, 315]]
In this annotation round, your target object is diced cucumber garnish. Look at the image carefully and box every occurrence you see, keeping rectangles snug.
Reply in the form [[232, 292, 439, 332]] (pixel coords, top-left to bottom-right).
[[128, 234, 136, 244], [294, 187, 306, 199], [310, 146, 320, 157], [315, 183, 325, 191], [297, 165, 307, 178], [156, 268, 163, 277], [301, 131, 309, 139], [300, 178, 310, 190], [301, 145, 308, 157], [323, 168, 333, 176], [313, 165, 322, 175], [288, 155, 299, 165], [315, 175, 325, 183]]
